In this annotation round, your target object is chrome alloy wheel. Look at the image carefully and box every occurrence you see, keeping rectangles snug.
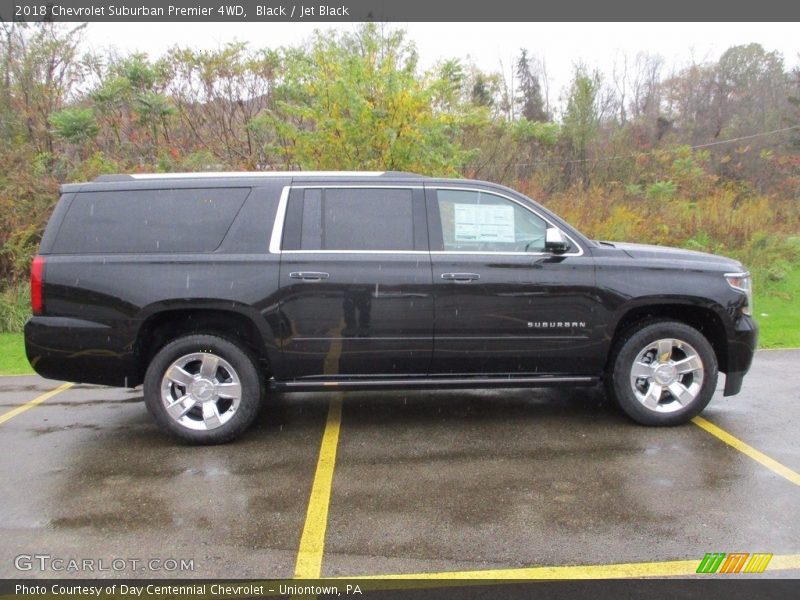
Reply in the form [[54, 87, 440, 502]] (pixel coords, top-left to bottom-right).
[[160, 352, 242, 431], [629, 338, 704, 413]]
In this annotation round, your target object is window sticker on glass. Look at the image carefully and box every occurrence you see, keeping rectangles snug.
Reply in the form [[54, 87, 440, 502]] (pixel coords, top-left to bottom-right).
[[453, 203, 515, 243]]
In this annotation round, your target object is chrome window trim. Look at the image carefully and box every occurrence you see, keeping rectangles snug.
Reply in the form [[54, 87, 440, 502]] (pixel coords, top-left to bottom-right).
[[269, 185, 421, 254], [281, 250, 429, 255], [431, 186, 585, 257], [291, 185, 423, 189], [267, 183, 585, 257], [430, 251, 575, 257], [268, 186, 290, 254]]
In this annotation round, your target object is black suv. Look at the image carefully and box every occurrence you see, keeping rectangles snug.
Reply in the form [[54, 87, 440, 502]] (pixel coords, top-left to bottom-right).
[[25, 172, 757, 443]]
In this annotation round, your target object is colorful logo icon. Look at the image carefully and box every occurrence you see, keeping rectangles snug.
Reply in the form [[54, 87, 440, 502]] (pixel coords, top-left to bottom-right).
[[696, 552, 773, 574]]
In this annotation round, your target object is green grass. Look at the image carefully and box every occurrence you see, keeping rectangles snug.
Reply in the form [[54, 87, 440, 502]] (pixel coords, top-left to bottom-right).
[[0, 333, 34, 375], [754, 261, 800, 349], [0, 282, 30, 333]]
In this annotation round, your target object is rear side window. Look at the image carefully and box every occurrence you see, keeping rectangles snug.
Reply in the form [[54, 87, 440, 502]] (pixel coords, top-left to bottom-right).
[[293, 188, 416, 251], [51, 188, 249, 254]]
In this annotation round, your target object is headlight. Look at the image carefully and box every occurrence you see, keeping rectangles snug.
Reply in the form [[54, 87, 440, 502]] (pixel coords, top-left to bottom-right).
[[725, 272, 752, 316]]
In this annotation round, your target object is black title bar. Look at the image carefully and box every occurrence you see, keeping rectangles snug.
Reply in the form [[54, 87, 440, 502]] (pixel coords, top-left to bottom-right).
[[2, 579, 800, 600], [2, 0, 800, 22]]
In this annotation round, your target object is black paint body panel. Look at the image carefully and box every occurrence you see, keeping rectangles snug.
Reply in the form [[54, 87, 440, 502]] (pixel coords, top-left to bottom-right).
[[25, 174, 757, 393]]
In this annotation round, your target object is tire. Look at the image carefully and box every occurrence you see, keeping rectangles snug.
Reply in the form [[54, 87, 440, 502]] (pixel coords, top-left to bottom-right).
[[143, 334, 264, 444], [606, 320, 718, 426]]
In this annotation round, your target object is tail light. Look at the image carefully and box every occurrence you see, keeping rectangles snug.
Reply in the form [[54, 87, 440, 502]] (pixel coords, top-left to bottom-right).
[[31, 255, 45, 315]]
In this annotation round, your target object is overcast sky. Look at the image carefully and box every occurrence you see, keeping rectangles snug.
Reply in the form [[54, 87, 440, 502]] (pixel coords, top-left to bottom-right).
[[83, 22, 799, 101]]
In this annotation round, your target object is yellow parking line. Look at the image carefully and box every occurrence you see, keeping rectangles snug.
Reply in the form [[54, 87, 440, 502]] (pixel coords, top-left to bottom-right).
[[294, 395, 343, 579], [0, 382, 73, 425], [343, 553, 800, 580], [692, 416, 800, 486]]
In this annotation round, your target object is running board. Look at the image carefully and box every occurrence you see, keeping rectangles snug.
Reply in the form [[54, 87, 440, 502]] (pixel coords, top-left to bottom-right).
[[269, 376, 598, 392]]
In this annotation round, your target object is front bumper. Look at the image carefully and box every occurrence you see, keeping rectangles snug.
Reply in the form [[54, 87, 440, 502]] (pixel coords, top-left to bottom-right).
[[722, 314, 758, 396]]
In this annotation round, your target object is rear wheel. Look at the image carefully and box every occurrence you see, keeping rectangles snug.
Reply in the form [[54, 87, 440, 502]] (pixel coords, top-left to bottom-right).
[[607, 320, 718, 426], [144, 334, 263, 444]]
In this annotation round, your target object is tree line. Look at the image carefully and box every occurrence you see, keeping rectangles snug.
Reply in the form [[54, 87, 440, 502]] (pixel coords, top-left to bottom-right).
[[0, 22, 798, 289]]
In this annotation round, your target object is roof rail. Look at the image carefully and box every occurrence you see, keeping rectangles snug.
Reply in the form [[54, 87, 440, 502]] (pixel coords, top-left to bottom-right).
[[380, 171, 423, 177], [94, 174, 135, 182], [93, 171, 424, 182]]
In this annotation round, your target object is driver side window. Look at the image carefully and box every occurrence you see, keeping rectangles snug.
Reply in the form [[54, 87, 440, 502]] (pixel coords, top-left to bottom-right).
[[435, 189, 547, 253]]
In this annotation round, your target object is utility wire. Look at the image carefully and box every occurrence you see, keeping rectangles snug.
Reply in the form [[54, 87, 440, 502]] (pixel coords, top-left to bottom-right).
[[690, 125, 799, 149], [474, 125, 800, 168]]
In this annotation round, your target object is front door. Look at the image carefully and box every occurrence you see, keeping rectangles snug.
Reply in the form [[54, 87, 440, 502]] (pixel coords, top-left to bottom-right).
[[426, 186, 598, 376], [276, 185, 433, 379]]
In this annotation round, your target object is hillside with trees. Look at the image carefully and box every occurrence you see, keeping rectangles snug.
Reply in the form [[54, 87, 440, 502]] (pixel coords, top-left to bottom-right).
[[1, 23, 798, 342]]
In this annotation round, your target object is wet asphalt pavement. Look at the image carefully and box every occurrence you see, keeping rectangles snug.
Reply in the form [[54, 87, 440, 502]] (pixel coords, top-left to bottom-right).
[[0, 349, 798, 579]]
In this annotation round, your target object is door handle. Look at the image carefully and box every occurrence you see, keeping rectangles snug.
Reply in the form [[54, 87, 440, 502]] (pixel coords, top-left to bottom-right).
[[441, 272, 480, 283], [289, 271, 330, 281]]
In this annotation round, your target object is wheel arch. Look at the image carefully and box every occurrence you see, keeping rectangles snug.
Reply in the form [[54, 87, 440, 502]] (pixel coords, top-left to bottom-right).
[[607, 300, 730, 374], [134, 304, 276, 385]]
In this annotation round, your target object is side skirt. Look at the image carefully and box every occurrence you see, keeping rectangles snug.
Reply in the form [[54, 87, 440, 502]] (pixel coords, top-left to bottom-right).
[[269, 375, 598, 393]]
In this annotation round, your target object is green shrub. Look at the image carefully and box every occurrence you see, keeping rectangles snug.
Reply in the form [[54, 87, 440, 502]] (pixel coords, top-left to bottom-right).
[[624, 183, 643, 196], [49, 107, 100, 144], [0, 282, 30, 333], [767, 266, 787, 282], [645, 180, 678, 201]]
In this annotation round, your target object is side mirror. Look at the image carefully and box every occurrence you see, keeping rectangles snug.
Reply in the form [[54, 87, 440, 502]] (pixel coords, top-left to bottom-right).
[[544, 227, 569, 253]]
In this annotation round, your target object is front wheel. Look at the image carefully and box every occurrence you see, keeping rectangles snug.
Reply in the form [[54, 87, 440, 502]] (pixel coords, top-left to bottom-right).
[[144, 334, 264, 444], [607, 320, 718, 426]]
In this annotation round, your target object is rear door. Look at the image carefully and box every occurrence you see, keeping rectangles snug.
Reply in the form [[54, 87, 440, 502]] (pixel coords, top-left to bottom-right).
[[275, 183, 434, 379], [426, 185, 598, 375]]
